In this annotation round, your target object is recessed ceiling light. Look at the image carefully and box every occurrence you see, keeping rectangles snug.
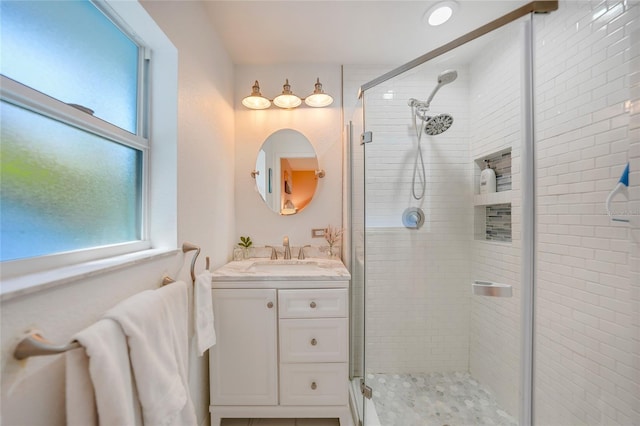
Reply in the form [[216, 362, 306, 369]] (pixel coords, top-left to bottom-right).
[[424, 1, 458, 27]]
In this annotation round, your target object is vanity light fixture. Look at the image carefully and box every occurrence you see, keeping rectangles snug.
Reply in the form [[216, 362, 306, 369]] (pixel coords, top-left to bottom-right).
[[241, 81, 271, 109], [424, 1, 458, 26], [273, 79, 302, 109], [304, 78, 334, 107], [242, 78, 334, 110]]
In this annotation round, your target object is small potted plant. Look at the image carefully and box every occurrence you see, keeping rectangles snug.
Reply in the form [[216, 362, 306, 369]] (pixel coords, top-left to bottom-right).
[[236, 236, 253, 260]]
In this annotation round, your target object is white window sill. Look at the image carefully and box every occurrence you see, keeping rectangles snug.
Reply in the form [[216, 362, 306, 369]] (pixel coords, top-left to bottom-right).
[[0, 248, 179, 302]]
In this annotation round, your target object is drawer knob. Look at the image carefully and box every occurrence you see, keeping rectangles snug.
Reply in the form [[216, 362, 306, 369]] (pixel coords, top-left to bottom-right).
[[310, 301, 317, 308], [311, 338, 317, 346], [267, 301, 274, 309], [311, 381, 317, 390]]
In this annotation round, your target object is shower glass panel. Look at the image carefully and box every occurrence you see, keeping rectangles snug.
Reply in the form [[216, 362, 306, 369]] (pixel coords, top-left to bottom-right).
[[359, 16, 530, 426], [348, 97, 366, 426]]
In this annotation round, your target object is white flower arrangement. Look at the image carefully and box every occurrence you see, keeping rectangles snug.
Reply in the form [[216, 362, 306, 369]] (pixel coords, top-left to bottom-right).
[[324, 225, 344, 257]]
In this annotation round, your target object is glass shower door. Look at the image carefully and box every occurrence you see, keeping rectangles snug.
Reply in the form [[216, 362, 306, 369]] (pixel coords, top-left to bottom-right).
[[358, 16, 531, 426]]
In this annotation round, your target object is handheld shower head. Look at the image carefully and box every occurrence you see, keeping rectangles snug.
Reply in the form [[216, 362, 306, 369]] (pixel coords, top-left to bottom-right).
[[437, 69, 458, 85], [425, 69, 458, 107]]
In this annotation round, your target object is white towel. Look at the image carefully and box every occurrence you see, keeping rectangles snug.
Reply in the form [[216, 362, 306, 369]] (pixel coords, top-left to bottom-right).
[[65, 347, 97, 426], [105, 282, 196, 426], [70, 319, 140, 426], [194, 270, 216, 356]]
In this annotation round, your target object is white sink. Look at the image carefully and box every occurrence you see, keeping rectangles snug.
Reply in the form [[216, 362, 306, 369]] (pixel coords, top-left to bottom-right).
[[248, 260, 323, 273]]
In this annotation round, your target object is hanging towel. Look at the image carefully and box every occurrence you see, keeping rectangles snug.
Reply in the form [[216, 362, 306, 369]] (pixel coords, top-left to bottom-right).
[[156, 282, 197, 425], [105, 282, 196, 426], [194, 270, 216, 356], [69, 318, 141, 426], [65, 347, 97, 426]]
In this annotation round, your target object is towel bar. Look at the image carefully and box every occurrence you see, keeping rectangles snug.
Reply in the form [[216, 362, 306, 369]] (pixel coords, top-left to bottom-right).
[[14, 331, 80, 360], [14, 242, 205, 360]]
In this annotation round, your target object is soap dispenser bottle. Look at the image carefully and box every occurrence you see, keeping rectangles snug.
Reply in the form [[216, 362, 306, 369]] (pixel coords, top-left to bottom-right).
[[480, 160, 497, 194]]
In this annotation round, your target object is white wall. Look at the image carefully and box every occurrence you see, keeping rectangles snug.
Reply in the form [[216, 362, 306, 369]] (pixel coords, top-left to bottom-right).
[[140, 1, 236, 270], [533, 1, 640, 424], [0, 1, 235, 424], [141, 2, 235, 422], [233, 65, 343, 252]]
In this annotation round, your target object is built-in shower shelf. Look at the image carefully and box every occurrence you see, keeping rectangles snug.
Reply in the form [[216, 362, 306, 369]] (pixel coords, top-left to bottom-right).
[[473, 190, 511, 206], [473, 148, 513, 242]]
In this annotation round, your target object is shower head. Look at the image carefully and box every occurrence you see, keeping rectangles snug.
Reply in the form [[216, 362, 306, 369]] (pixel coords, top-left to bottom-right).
[[437, 69, 458, 85], [421, 113, 454, 135], [425, 69, 458, 107]]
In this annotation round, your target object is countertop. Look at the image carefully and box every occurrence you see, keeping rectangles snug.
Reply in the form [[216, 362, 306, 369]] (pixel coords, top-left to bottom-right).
[[211, 258, 351, 282]]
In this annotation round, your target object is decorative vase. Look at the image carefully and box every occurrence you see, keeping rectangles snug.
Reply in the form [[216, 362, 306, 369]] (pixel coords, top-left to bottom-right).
[[233, 247, 244, 261]]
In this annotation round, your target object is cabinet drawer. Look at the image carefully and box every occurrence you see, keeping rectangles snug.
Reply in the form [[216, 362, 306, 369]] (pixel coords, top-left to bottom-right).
[[280, 318, 348, 363], [278, 289, 348, 318], [280, 363, 348, 406]]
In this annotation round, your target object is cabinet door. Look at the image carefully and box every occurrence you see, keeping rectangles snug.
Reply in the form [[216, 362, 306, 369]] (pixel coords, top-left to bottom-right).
[[210, 288, 278, 405]]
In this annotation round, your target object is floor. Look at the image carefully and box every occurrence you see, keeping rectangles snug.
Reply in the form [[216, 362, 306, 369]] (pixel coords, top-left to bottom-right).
[[368, 371, 517, 426], [219, 371, 515, 426], [221, 419, 339, 425]]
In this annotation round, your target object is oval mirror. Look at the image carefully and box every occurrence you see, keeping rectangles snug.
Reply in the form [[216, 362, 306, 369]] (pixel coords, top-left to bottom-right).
[[254, 129, 320, 215]]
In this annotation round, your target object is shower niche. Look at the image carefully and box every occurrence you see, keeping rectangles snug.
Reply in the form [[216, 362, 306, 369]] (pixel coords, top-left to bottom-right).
[[473, 149, 512, 242]]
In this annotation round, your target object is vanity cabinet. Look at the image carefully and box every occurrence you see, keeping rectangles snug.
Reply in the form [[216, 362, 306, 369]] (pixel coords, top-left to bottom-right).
[[209, 267, 352, 426]]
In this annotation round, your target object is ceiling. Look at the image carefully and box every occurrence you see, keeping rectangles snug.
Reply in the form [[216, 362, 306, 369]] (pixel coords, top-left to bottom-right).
[[203, 1, 530, 66]]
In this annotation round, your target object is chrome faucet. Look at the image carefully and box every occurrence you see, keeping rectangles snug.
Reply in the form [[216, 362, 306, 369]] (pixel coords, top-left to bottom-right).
[[283, 236, 292, 260], [265, 245, 278, 260]]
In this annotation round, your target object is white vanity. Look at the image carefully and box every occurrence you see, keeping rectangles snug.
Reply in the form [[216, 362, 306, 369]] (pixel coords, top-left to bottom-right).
[[209, 258, 353, 426]]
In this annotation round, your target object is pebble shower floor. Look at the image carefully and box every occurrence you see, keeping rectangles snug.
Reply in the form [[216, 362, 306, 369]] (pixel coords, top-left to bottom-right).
[[368, 371, 517, 426]]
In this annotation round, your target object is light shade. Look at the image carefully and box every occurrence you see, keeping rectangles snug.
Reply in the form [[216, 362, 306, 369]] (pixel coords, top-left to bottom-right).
[[425, 1, 458, 26], [273, 79, 302, 109], [242, 80, 271, 109], [304, 78, 334, 107]]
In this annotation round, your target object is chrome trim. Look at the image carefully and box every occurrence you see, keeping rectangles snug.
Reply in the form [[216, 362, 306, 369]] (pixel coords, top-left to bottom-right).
[[358, 1, 558, 95]]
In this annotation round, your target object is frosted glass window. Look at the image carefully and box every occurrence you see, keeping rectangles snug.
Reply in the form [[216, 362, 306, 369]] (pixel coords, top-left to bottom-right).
[[0, 0, 139, 133], [0, 101, 142, 262]]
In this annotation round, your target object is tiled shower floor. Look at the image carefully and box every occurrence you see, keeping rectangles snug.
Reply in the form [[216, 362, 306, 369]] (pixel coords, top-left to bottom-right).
[[367, 371, 517, 426]]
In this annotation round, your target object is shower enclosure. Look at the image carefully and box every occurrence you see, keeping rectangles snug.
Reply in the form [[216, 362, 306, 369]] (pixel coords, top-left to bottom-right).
[[349, 14, 531, 424], [348, 1, 639, 425]]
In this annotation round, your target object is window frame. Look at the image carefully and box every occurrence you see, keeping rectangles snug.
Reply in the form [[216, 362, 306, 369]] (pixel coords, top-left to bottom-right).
[[0, 0, 177, 286]]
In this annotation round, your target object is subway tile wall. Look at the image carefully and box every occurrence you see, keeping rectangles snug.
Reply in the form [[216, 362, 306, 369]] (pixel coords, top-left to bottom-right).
[[360, 64, 473, 373], [468, 19, 524, 417], [533, 1, 639, 424]]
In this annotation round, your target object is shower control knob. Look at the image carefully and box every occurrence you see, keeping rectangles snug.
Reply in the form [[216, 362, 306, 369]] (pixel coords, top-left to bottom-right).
[[267, 301, 273, 309], [310, 301, 317, 308], [311, 338, 317, 346], [310, 382, 317, 390], [402, 207, 425, 229]]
